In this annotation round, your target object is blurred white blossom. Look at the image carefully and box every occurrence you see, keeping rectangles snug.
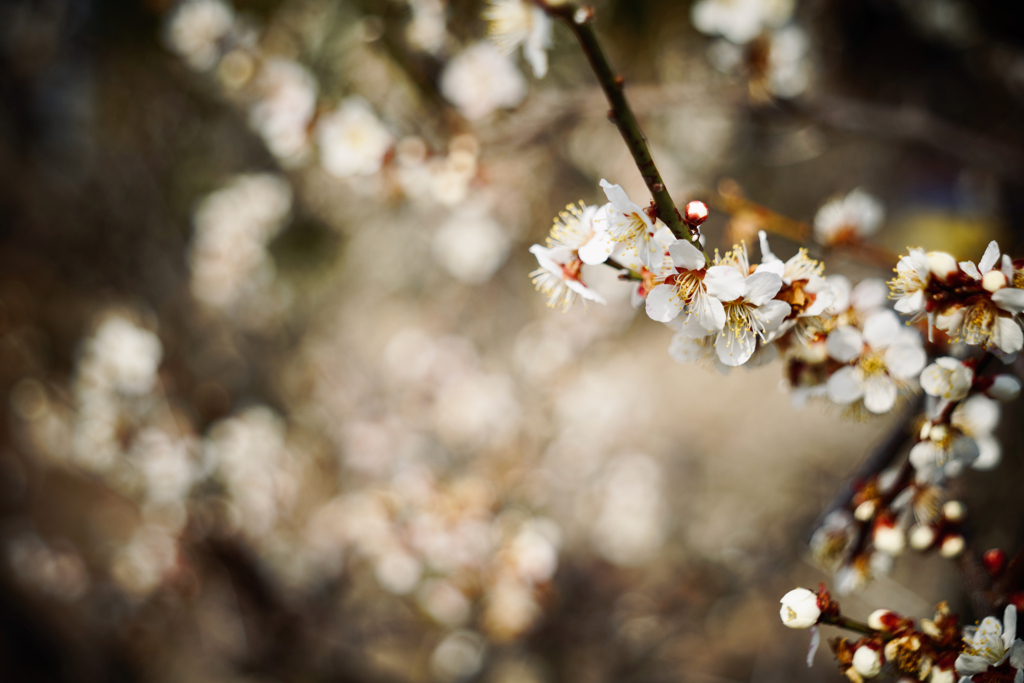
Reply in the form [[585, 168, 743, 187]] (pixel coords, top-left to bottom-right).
[[441, 42, 527, 120]]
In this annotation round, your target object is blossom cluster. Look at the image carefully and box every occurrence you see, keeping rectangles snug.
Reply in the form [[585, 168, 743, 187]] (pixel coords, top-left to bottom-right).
[[529, 178, 1024, 630], [779, 586, 1024, 683]]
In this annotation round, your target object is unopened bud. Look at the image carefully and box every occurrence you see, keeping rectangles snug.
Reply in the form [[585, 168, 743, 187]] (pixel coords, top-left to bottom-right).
[[940, 534, 965, 558], [983, 548, 1007, 576], [942, 500, 965, 522], [684, 200, 709, 226], [874, 523, 906, 556], [983, 269, 1008, 292], [988, 374, 1022, 402], [854, 500, 877, 522], [868, 609, 895, 631], [927, 252, 958, 280], [780, 588, 821, 629], [852, 645, 883, 678], [920, 421, 933, 440], [909, 525, 936, 550]]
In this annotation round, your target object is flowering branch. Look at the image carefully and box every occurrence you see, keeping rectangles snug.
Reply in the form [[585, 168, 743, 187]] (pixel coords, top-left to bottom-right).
[[542, 2, 699, 250]]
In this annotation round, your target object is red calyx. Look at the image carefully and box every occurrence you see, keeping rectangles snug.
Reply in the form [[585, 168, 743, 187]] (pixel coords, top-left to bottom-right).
[[983, 548, 1007, 577]]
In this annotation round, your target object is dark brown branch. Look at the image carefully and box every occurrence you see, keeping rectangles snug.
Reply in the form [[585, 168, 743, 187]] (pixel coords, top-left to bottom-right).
[[544, 3, 700, 250]]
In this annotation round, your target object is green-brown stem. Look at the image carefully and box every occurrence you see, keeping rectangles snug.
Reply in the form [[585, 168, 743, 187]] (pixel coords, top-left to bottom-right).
[[544, 3, 701, 252], [819, 614, 879, 638]]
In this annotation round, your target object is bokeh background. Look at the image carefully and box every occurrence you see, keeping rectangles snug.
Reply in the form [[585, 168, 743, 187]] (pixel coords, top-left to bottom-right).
[[3, 0, 1024, 681]]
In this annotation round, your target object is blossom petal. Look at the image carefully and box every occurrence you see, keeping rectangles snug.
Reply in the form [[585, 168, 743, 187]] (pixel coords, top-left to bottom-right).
[[692, 292, 727, 331], [909, 440, 938, 472], [826, 274, 852, 314], [523, 7, 551, 78], [578, 229, 616, 265], [742, 271, 783, 307], [850, 278, 889, 314], [980, 240, 1001, 274], [565, 278, 606, 304], [716, 327, 756, 367], [863, 310, 900, 349], [669, 239, 705, 270], [758, 300, 792, 333], [807, 627, 820, 668], [668, 333, 709, 365], [885, 343, 926, 380], [957, 654, 996, 675], [758, 230, 780, 263], [755, 260, 786, 278], [994, 317, 1024, 354], [1008, 640, 1024, 670], [895, 289, 926, 315], [863, 375, 897, 413], [704, 266, 745, 302], [826, 366, 863, 405], [645, 284, 683, 322], [960, 260, 981, 281], [826, 326, 864, 363], [992, 288, 1024, 315], [1004, 606, 1017, 652], [599, 179, 637, 215]]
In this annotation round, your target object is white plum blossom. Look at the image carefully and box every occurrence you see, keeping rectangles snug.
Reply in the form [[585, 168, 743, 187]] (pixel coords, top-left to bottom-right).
[[82, 316, 164, 395], [952, 395, 1002, 471], [547, 202, 617, 266], [440, 42, 527, 120], [779, 587, 821, 629], [936, 241, 1024, 355], [165, 0, 235, 71], [433, 209, 510, 284], [955, 604, 1024, 683], [645, 239, 745, 332], [765, 24, 812, 99], [190, 173, 292, 310], [958, 240, 1016, 292], [667, 327, 725, 371], [813, 189, 885, 246], [598, 180, 676, 270], [810, 509, 854, 571], [920, 357, 974, 401], [909, 422, 980, 483], [529, 245, 606, 311], [759, 231, 836, 324], [715, 274, 790, 366], [889, 248, 958, 326], [690, 0, 795, 44], [315, 97, 394, 178], [695, 242, 790, 366], [825, 310, 927, 414], [249, 59, 317, 164], [483, 0, 552, 78], [826, 276, 889, 322]]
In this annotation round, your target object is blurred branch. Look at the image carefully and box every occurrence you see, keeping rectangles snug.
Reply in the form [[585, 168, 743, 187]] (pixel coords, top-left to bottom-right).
[[350, 0, 462, 143], [785, 96, 1024, 179], [545, 3, 700, 249], [820, 394, 924, 527]]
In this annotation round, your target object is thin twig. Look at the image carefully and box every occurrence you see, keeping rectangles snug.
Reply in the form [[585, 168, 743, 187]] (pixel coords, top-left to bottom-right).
[[543, 3, 699, 250]]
